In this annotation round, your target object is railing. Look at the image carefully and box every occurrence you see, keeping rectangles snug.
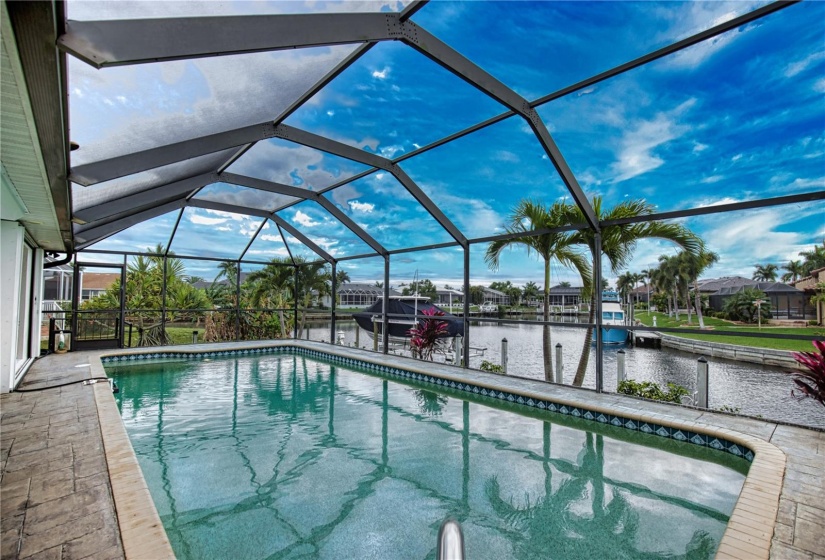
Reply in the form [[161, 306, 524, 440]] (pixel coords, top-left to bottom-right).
[[42, 300, 64, 312], [73, 310, 121, 350], [436, 519, 465, 560]]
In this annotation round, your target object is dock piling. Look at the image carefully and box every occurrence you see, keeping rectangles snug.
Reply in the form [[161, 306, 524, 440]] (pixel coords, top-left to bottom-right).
[[696, 357, 709, 408], [501, 338, 508, 374], [554, 343, 563, 385], [617, 349, 626, 385]]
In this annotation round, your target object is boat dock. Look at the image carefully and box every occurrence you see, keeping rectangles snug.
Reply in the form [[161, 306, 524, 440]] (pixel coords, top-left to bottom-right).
[[629, 330, 662, 349]]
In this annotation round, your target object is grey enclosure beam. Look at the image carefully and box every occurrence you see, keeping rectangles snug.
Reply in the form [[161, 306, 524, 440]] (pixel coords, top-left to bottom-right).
[[390, 165, 467, 246], [395, 1, 798, 168], [399, 0, 429, 21], [71, 124, 274, 185], [396, 20, 599, 231], [220, 173, 313, 199], [187, 198, 271, 220], [270, 215, 334, 264], [221, 172, 388, 256], [274, 125, 388, 169], [273, 124, 467, 247], [314, 197, 388, 257], [59, 13, 396, 68], [599, 191, 825, 227], [73, 173, 216, 223], [74, 199, 186, 249], [187, 198, 333, 263]]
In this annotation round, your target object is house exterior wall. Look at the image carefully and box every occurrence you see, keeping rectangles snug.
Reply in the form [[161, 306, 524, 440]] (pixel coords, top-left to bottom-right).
[[794, 268, 825, 325], [0, 221, 42, 392]]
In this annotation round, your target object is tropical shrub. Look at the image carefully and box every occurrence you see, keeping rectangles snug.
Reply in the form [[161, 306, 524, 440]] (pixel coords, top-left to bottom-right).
[[789, 340, 825, 407], [408, 308, 449, 361], [480, 360, 504, 374], [617, 379, 690, 403], [722, 288, 772, 323]]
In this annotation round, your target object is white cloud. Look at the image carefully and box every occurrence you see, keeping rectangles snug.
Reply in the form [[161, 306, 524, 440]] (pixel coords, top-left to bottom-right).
[[493, 150, 520, 163], [190, 214, 227, 226], [731, 153, 743, 162], [784, 51, 825, 78], [814, 78, 825, 94], [692, 142, 708, 154], [348, 200, 375, 213], [326, 110, 335, 117], [293, 210, 318, 227], [611, 100, 695, 182], [372, 66, 391, 80], [783, 176, 825, 191], [659, 2, 763, 69], [378, 144, 405, 158], [700, 175, 724, 184], [577, 87, 596, 97]]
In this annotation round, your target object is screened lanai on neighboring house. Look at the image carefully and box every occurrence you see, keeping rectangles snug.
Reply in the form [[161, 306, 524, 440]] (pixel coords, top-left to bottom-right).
[[1, 0, 825, 391]]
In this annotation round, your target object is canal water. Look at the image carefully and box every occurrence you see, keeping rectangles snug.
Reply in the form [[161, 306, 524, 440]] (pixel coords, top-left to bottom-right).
[[305, 320, 825, 430]]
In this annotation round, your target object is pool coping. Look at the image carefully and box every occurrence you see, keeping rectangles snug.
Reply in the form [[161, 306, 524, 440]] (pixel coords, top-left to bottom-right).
[[94, 340, 787, 560]]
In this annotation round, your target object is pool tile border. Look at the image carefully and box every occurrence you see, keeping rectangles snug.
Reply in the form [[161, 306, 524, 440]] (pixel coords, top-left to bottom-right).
[[103, 345, 755, 461], [99, 341, 787, 560]]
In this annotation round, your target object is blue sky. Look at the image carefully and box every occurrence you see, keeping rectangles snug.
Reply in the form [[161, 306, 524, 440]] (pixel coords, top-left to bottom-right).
[[71, 1, 824, 288]]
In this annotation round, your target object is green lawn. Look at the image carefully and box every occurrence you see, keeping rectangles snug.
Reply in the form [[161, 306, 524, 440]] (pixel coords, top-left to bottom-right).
[[634, 311, 823, 352]]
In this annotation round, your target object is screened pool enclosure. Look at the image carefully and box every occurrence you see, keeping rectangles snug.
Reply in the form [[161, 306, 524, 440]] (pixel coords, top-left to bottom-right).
[[47, 0, 824, 392]]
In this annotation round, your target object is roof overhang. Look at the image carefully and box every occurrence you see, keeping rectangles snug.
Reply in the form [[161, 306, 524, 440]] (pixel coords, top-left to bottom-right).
[[1, 1, 72, 251]]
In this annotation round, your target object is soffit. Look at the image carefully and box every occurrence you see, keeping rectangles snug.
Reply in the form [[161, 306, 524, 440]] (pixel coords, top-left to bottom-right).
[[0, 5, 65, 250]]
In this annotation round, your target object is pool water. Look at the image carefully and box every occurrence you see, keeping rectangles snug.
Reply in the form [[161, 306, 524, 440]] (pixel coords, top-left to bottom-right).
[[108, 353, 748, 560]]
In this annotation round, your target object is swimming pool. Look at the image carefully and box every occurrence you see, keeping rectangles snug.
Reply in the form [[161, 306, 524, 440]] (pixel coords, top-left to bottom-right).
[[107, 349, 749, 560]]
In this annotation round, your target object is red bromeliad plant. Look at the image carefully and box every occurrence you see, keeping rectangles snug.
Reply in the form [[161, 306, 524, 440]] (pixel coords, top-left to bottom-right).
[[408, 308, 449, 361], [790, 340, 825, 407]]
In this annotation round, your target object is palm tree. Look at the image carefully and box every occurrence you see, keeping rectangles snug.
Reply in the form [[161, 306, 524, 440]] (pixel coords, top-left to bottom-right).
[[752, 263, 778, 282], [616, 272, 636, 304], [522, 281, 540, 305], [335, 269, 351, 285], [650, 258, 676, 317], [781, 260, 805, 283], [486, 200, 591, 382], [679, 248, 718, 328], [640, 268, 654, 312], [656, 254, 683, 320], [563, 197, 701, 387], [800, 240, 825, 276]]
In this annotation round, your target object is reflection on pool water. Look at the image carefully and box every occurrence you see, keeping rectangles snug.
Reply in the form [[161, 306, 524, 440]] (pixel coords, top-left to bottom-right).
[[109, 353, 748, 560]]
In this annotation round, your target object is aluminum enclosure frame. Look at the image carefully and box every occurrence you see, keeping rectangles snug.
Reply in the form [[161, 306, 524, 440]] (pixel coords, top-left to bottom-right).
[[58, 0, 824, 391]]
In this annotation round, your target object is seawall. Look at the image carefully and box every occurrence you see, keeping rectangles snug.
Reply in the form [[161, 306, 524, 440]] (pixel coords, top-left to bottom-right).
[[656, 332, 803, 371]]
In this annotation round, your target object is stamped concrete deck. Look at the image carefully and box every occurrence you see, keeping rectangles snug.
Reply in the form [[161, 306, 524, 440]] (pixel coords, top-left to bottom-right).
[[1, 352, 123, 560], [2, 341, 824, 560]]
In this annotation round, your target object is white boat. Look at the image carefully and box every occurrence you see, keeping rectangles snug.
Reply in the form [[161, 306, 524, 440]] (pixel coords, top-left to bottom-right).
[[600, 291, 627, 345], [479, 301, 498, 313]]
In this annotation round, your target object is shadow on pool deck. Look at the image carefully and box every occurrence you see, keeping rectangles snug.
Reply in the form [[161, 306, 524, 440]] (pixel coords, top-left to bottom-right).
[[1, 343, 823, 560]]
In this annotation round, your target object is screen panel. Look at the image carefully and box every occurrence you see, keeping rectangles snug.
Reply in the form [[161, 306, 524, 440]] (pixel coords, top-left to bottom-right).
[[284, 41, 505, 159], [72, 149, 236, 211], [69, 45, 358, 166], [321, 173, 456, 251], [81, 210, 181, 254], [168, 207, 265, 260], [536, 2, 824, 214], [226, 138, 373, 191], [400, 116, 572, 240], [193, 182, 299, 213], [412, 1, 776, 99]]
